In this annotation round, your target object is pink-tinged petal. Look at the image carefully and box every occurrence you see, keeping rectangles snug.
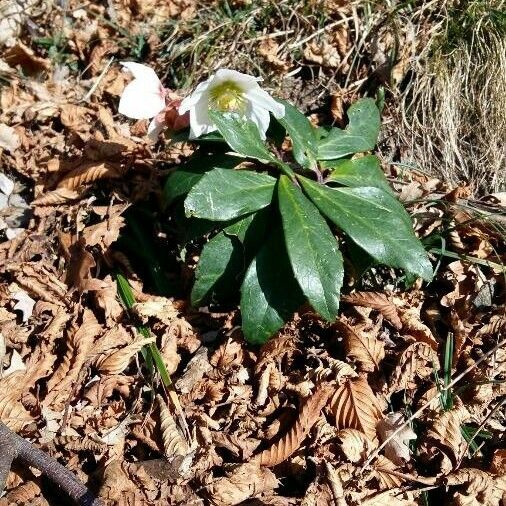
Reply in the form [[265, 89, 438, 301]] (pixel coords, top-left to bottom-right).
[[119, 79, 166, 119], [147, 114, 166, 141], [246, 87, 285, 118]]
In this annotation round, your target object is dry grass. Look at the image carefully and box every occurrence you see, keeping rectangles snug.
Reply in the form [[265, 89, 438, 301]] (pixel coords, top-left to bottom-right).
[[397, 0, 506, 194]]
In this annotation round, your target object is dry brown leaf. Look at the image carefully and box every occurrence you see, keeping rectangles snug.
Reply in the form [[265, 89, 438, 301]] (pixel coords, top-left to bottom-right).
[[342, 292, 402, 329], [96, 336, 155, 375], [157, 395, 189, 459], [337, 320, 385, 373], [313, 357, 358, 383], [445, 468, 506, 505], [0, 394, 33, 431], [205, 462, 278, 506], [399, 306, 439, 349], [373, 455, 404, 490], [132, 297, 179, 326], [56, 161, 123, 190], [254, 383, 334, 467], [337, 428, 377, 463], [210, 335, 244, 371], [425, 404, 471, 468], [329, 377, 382, 441], [3, 480, 41, 505], [257, 39, 289, 71], [362, 489, 418, 506], [389, 342, 438, 393], [32, 188, 81, 206], [255, 333, 298, 373]]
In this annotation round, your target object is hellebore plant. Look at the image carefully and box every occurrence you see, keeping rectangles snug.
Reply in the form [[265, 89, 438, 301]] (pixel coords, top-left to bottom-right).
[[120, 63, 433, 345]]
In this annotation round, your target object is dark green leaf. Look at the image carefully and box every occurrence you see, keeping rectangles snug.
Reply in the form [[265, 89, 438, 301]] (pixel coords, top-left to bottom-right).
[[276, 99, 318, 167], [240, 226, 304, 344], [163, 154, 240, 207], [191, 211, 268, 306], [324, 155, 393, 193], [209, 110, 276, 162], [278, 176, 343, 321], [300, 177, 433, 281], [185, 168, 276, 221], [318, 98, 381, 160]]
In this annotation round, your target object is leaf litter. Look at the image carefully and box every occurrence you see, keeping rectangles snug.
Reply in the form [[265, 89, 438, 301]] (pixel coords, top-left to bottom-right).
[[0, 1, 505, 505]]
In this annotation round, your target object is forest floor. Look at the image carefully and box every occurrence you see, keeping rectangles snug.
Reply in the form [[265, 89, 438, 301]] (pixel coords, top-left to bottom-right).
[[0, 1, 505, 505]]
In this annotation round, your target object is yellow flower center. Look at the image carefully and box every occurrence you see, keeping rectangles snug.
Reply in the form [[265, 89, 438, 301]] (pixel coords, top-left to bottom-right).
[[209, 81, 246, 113]]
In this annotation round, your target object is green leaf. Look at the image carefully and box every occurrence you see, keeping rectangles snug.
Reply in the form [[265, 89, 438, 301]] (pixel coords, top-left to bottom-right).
[[163, 153, 240, 207], [209, 110, 276, 162], [191, 232, 240, 306], [278, 176, 343, 321], [324, 155, 393, 193], [184, 168, 276, 221], [276, 99, 318, 168], [318, 98, 381, 160], [300, 177, 433, 281], [240, 227, 304, 344], [191, 212, 268, 306]]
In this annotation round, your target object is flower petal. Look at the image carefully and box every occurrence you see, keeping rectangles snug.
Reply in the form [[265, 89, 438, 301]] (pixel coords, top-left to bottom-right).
[[246, 105, 270, 140], [246, 87, 285, 119], [119, 79, 166, 119], [212, 69, 261, 90], [147, 115, 165, 141], [179, 82, 210, 114], [188, 103, 215, 139], [120, 62, 161, 88]]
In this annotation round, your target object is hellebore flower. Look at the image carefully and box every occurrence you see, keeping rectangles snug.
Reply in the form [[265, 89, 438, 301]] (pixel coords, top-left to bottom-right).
[[118, 62, 189, 140], [178, 69, 285, 139]]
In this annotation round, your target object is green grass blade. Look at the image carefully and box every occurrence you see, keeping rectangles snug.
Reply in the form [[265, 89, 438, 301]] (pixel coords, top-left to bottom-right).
[[115, 271, 172, 386]]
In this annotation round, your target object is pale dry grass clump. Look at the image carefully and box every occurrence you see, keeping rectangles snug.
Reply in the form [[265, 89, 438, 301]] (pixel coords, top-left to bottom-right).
[[399, 0, 506, 194]]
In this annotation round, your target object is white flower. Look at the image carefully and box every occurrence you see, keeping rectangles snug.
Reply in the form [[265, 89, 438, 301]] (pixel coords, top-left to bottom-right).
[[118, 62, 166, 140], [178, 69, 285, 140]]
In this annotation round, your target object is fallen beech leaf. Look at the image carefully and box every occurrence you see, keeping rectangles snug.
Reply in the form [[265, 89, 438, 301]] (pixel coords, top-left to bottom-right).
[[56, 161, 122, 190], [337, 320, 385, 373], [337, 428, 377, 463], [399, 306, 439, 349], [389, 342, 438, 393], [445, 468, 506, 505], [206, 462, 278, 506], [31, 188, 81, 206], [96, 336, 155, 375], [373, 455, 404, 490], [329, 376, 382, 441], [254, 383, 334, 467], [342, 292, 402, 329], [0, 394, 33, 431], [157, 395, 189, 459], [377, 412, 416, 465]]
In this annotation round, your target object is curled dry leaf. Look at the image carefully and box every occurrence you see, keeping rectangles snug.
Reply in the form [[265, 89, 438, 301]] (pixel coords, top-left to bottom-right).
[[96, 336, 155, 375], [362, 489, 418, 506], [399, 306, 438, 350], [313, 357, 357, 384], [32, 188, 81, 206], [0, 393, 33, 431], [342, 292, 402, 329], [389, 342, 438, 393], [132, 297, 179, 326], [205, 462, 279, 506], [56, 161, 123, 190], [254, 383, 334, 467], [338, 428, 377, 463], [445, 468, 506, 505], [377, 413, 416, 466], [337, 320, 385, 373], [424, 403, 471, 468], [329, 377, 382, 441], [210, 335, 244, 371], [157, 395, 189, 459], [372, 455, 404, 490]]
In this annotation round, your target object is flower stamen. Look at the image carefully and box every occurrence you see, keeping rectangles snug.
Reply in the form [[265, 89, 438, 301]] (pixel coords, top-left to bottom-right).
[[208, 81, 246, 113]]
